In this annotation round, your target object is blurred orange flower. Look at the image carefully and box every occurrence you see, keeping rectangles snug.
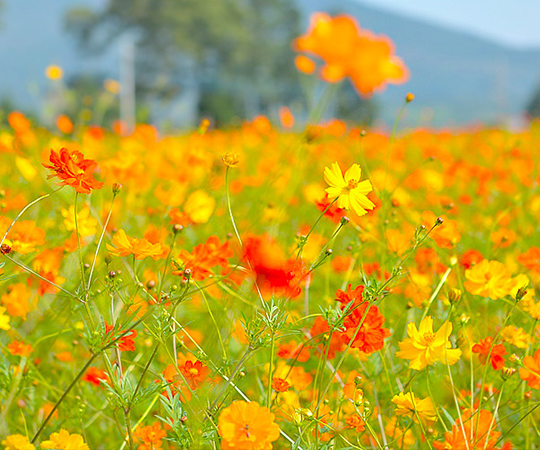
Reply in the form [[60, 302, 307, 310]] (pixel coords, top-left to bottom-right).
[[294, 13, 408, 97], [43, 148, 103, 194]]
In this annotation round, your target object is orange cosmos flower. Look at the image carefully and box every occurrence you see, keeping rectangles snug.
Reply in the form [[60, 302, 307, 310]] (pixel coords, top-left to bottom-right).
[[520, 348, 540, 389], [134, 423, 167, 449], [1, 283, 34, 320], [464, 259, 514, 299], [43, 148, 103, 194], [518, 246, 540, 275], [433, 409, 509, 450], [218, 400, 280, 450], [7, 340, 33, 357], [337, 285, 390, 354], [278, 107, 295, 129], [472, 336, 506, 370], [460, 249, 484, 269], [0, 217, 46, 255], [421, 211, 460, 249], [347, 30, 408, 96], [345, 414, 365, 433], [276, 340, 310, 362], [294, 13, 408, 97], [271, 377, 290, 393], [178, 359, 209, 389], [310, 316, 345, 359], [56, 115, 73, 134], [174, 235, 233, 281], [107, 229, 164, 260]]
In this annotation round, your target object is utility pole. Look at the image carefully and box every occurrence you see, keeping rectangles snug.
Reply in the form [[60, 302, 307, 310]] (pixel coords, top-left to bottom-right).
[[120, 36, 136, 134]]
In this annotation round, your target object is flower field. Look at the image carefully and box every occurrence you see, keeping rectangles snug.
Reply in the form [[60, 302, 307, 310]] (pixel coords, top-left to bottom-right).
[[2, 11, 540, 450]]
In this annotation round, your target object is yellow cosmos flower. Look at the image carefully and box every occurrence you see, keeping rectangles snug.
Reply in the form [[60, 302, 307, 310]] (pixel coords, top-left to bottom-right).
[[397, 316, 461, 370], [61, 205, 98, 237], [218, 400, 280, 450], [500, 325, 531, 349], [464, 259, 514, 299], [0, 306, 10, 330], [324, 162, 375, 216], [392, 391, 437, 424], [1, 435, 34, 450], [41, 429, 89, 450]]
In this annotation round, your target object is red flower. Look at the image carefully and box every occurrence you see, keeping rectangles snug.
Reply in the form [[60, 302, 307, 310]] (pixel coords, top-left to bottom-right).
[[243, 234, 306, 298], [337, 285, 390, 354], [460, 249, 484, 270], [104, 322, 137, 352], [315, 194, 347, 223], [43, 148, 103, 194], [272, 377, 291, 392], [472, 336, 506, 370], [83, 367, 108, 386]]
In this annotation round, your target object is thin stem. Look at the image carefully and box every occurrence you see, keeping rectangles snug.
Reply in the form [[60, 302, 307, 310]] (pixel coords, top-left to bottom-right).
[[86, 192, 117, 299], [267, 331, 276, 409], [74, 193, 87, 293], [32, 354, 97, 443], [4, 255, 82, 302], [0, 188, 62, 248]]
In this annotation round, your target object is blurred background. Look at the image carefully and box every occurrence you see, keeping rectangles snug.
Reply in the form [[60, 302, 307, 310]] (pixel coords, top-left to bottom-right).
[[1, 0, 540, 129]]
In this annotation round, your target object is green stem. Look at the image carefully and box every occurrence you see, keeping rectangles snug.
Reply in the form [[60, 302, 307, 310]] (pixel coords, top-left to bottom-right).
[[32, 353, 97, 443]]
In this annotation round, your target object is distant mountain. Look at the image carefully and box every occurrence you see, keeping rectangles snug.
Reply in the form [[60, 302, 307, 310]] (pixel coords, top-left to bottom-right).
[[296, 0, 540, 126], [0, 0, 539, 126]]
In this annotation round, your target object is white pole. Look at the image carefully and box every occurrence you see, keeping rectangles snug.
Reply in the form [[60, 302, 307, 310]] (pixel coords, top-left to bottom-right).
[[120, 36, 136, 134]]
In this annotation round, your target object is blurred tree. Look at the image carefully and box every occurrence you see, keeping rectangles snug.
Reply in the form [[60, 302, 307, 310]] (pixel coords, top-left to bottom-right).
[[65, 0, 301, 125], [526, 81, 540, 119]]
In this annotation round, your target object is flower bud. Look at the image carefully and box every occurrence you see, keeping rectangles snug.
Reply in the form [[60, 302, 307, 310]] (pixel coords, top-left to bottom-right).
[[112, 183, 122, 195]]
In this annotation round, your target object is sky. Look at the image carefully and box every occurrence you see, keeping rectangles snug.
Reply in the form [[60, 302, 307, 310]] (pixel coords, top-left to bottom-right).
[[355, 0, 540, 48]]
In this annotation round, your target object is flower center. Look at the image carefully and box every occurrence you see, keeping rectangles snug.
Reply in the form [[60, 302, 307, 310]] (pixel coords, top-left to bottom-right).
[[244, 424, 250, 438], [423, 332, 436, 345], [189, 368, 199, 376], [347, 179, 359, 189], [485, 272, 492, 281]]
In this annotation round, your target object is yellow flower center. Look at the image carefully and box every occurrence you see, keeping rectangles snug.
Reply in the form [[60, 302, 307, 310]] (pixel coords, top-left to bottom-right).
[[347, 179, 359, 189], [423, 332, 436, 345], [189, 368, 199, 376]]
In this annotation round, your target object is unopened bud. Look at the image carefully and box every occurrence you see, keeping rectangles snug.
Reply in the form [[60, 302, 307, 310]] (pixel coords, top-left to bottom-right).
[[501, 367, 516, 380], [112, 183, 122, 195], [405, 93, 415, 103], [447, 288, 462, 305]]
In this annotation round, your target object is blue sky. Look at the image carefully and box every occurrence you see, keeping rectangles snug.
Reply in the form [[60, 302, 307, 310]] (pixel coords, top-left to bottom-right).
[[355, 0, 540, 47]]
